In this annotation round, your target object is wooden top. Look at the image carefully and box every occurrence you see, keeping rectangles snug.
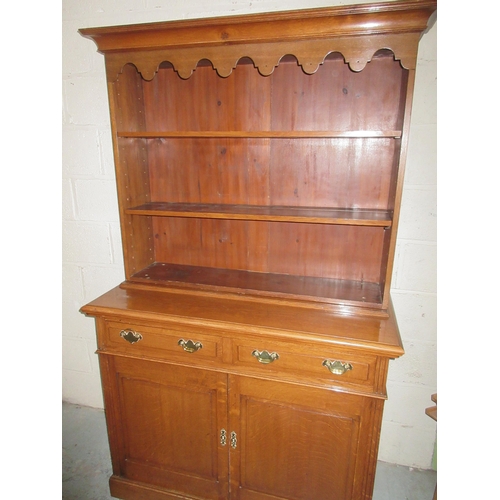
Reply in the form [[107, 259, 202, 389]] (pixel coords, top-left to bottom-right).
[[79, 1, 437, 49], [81, 285, 404, 358], [79, 0, 437, 79]]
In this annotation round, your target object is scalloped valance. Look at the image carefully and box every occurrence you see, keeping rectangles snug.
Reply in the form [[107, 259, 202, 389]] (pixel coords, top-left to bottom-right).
[[80, 0, 437, 80]]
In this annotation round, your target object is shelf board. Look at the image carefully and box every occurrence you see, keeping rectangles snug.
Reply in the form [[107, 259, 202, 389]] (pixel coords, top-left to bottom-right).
[[117, 130, 401, 139], [129, 262, 383, 308], [125, 203, 392, 227]]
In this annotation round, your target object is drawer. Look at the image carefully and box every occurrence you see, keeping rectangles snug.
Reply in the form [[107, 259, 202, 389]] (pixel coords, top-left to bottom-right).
[[231, 336, 379, 393], [101, 320, 222, 364]]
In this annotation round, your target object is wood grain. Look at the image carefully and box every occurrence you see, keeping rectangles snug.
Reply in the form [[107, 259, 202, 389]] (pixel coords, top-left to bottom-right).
[[125, 203, 392, 226], [79, 3, 436, 499]]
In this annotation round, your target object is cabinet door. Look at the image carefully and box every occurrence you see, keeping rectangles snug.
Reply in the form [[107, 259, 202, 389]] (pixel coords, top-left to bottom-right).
[[228, 375, 381, 500], [101, 354, 229, 500]]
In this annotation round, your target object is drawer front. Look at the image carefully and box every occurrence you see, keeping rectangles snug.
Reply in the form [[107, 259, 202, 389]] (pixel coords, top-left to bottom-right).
[[101, 320, 222, 364], [231, 336, 378, 393]]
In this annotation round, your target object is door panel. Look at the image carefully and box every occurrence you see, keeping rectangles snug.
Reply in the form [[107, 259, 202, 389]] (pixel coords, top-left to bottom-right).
[[109, 355, 229, 500], [229, 376, 371, 500]]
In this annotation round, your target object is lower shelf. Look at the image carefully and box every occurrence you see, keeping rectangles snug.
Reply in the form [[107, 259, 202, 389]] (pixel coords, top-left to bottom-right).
[[128, 262, 383, 310]]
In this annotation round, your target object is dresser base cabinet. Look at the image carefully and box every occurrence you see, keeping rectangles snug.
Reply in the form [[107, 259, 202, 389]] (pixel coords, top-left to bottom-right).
[[100, 355, 383, 500], [82, 285, 404, 500]]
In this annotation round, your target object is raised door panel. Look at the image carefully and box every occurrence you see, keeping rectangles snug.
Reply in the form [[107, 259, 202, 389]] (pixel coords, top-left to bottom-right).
[[103, 355, 229, 500], [228, 375, 378, 500]]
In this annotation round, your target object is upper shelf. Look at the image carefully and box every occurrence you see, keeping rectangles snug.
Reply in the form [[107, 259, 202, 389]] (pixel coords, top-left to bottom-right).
[[118, 131, 402, 139], [125, 203, 393, 227], [79, 1, 437, 80]]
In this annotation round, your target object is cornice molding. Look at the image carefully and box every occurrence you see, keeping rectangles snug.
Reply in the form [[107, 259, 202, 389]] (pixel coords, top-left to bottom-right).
[[79, 1, 436, 81]]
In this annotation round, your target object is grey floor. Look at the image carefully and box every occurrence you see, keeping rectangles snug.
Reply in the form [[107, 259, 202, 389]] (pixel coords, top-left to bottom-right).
[[62, 402, 437, 500]]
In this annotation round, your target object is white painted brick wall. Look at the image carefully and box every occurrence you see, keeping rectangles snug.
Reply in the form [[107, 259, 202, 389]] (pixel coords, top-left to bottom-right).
[[381, 16, 437, 468], [62, 0, 437, 469]]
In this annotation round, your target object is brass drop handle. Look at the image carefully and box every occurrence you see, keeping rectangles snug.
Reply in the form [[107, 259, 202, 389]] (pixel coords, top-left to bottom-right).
[[178, 339, 203, 353], [252, 349, 279, 364], [120, 329, 143, 344], [322, 359, 353, 375]]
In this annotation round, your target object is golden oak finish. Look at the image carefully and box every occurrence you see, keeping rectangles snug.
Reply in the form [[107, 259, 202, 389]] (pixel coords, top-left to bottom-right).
[[79, 2, 436, 499], [82, 286, 404, 357], [99, 354, 229, 500], [79, 1, 436, 77], [83, 285, 401, 499], [103, 320, 223, 366], [229, 376, 376, 500], [79, 1, 436, 313]]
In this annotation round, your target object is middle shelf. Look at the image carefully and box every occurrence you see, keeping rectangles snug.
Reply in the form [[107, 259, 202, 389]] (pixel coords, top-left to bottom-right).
[[125, 203, 393, 227]]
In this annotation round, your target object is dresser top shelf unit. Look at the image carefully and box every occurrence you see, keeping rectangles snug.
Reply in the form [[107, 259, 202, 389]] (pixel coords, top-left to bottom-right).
[[80, 0, 437, 317]]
